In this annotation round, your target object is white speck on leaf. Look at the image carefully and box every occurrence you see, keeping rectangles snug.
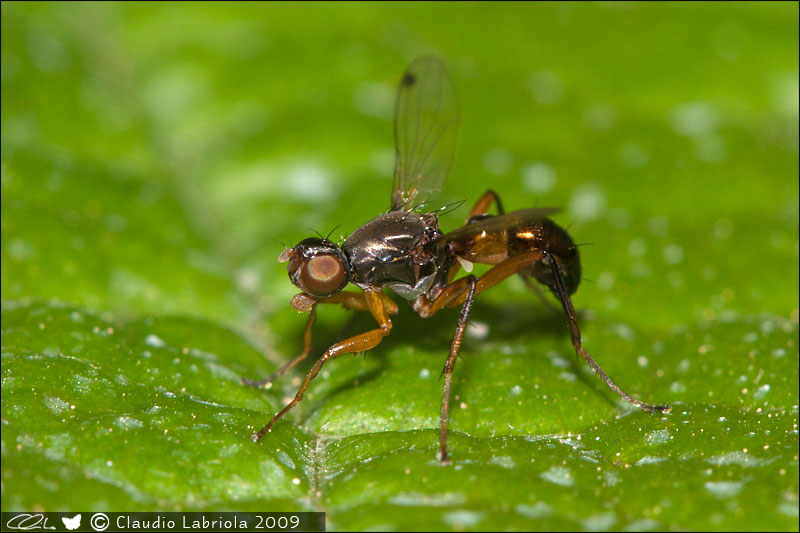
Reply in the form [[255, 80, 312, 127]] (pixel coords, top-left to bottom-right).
[[541, 466, 574, 487], [144, 334, 166, 348], [704, 480, 744, 498], [645, 429, 671, 446]]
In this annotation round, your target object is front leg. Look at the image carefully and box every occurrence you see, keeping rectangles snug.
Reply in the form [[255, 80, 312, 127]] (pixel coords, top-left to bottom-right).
[[242, 290, 398, 389], [242, 305, 318, 389], [252, 290, 393, 441]]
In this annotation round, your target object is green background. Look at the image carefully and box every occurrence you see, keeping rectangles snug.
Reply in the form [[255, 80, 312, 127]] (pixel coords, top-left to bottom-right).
[[2, 2, 798, 531]]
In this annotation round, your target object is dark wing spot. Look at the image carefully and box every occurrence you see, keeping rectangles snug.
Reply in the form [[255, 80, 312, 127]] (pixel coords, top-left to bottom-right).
[[402, 73, 416, 87]]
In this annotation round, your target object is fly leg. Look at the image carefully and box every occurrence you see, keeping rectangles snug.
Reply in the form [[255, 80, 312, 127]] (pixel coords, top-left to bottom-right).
[[414, 250, 545, 462], [439, 275, 477, 463], [242, 306, 317, 389], [544, 249, 671, 413], [520, 276, 559, 313], [417, 249, 545, 317], [252, 290, 393, 441], [243, 291, 398, 389], [466, 189, 505, 220]]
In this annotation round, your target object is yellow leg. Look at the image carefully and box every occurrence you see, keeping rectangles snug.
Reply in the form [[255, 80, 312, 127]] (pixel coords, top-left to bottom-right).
[[253, 290, 393, 440]]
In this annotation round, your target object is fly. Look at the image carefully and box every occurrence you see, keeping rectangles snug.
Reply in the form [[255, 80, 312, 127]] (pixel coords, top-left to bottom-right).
[[246, 56, 670, 463]]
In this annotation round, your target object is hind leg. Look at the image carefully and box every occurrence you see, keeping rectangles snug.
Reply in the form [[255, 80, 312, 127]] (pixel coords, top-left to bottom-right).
[[543, 248, 670, 413], [466, 189, 505, 221]]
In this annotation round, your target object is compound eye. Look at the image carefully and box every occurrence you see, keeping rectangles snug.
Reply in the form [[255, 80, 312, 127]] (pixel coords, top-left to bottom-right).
[[299, 255, 346, 297]]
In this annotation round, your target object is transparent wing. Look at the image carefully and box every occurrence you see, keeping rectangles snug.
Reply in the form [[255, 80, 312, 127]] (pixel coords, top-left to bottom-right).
[[391, 56, 460, 211], [440, 208, 562, 241]]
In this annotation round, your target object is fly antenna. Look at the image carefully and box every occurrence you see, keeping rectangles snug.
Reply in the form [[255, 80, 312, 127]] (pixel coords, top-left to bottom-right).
[[305, 227, 325, 239], [439, 198, 467, 216], [326, 225, 342, 241], [412, 199, 436, 212], [265, 236, 289, 249]]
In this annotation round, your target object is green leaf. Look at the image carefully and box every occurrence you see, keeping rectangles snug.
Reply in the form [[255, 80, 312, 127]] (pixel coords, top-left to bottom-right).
[[2, 2, 798, 531]]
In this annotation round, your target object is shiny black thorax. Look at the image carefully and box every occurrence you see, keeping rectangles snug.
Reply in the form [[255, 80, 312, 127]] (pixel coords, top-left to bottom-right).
[[342, 211, 447, 299]]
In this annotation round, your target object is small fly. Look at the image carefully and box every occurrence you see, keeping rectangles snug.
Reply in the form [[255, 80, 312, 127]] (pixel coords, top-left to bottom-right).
[[246, 57, 670, 462]]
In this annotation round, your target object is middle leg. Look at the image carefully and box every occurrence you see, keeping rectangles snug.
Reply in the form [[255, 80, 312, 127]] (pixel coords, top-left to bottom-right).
[[416, 249, 545, 318], [439, 275, 477, 463], [415, 250, 547, 461]]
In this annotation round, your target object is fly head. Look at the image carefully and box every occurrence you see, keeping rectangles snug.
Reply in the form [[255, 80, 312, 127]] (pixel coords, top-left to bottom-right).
[[279, 237, 351, 298]]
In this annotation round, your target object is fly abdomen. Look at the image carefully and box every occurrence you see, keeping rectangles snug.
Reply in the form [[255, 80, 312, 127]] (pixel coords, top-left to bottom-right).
[[447, 216, 582, 296], [508, 219, 581, 295]]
